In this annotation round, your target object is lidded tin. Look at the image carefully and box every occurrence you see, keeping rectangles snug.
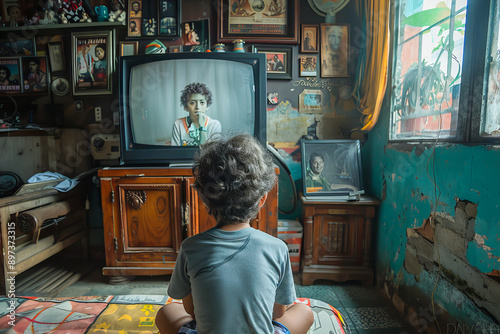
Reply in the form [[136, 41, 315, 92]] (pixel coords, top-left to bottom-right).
[[232, 39, 245, 52], [213, 43, 226, 52]]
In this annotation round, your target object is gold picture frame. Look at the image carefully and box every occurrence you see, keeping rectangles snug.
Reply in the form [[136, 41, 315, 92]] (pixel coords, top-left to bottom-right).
[[301, 24, 319, 53], [320, 23, 349, 78], [299, 89, 322, 114], [119, 41, 139, 56], [218, 0, 299, 44]]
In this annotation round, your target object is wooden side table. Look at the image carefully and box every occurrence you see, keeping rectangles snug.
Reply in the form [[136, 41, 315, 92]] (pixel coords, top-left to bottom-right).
[[300, 194, 379, 286]]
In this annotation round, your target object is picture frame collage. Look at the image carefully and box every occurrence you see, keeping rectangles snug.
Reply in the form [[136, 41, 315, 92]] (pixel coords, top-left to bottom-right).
[[0, 37, 49, 95], [298, 23, 350, 79], [127, 0, 180, 39]]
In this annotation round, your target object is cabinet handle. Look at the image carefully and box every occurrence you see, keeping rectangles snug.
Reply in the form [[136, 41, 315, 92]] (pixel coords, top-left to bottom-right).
[[124, 174, 145, 177], [125, 190, 147, 210]]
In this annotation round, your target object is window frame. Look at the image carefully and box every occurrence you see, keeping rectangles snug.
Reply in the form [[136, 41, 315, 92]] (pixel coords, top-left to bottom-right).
[[389, 0, 498, 145]]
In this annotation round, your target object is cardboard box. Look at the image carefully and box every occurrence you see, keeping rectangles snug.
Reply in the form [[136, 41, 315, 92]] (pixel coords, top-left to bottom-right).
[[277, 220, 303, 272]]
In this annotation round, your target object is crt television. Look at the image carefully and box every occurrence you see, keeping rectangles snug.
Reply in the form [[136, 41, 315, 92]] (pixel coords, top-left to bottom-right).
[[119, 52, 267, 166]]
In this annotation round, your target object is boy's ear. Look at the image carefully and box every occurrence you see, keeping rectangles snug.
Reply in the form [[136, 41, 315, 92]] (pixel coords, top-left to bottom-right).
[[258, 194, 268, 208]]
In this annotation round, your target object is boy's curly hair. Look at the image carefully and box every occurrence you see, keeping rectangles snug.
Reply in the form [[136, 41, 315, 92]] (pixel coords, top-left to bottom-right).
[[180, 82, 213, 108], [192, 132, 277, 226]]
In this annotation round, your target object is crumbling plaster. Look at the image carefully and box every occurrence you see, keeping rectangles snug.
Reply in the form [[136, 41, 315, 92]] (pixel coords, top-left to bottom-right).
[[362, 106, 500, 328]]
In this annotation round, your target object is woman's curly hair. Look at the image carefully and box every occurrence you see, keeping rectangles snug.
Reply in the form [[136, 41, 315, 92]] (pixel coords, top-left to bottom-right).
[[180, 82, 213, 108], [192, 132, 277, 226]]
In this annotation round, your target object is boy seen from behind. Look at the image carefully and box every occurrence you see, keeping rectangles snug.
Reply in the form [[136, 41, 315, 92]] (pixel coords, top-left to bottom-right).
[[156, 132, 314, 334]]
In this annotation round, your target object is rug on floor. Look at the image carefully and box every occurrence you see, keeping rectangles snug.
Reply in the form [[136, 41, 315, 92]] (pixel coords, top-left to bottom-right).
[[0, 295, 350, 333]]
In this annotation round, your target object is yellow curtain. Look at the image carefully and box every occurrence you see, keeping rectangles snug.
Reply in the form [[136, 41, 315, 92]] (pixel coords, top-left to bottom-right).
[[352, 0, 390, 132]]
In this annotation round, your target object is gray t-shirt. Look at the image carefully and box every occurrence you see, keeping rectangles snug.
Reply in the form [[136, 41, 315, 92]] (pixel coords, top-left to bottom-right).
[[167, 227, 296, 334]]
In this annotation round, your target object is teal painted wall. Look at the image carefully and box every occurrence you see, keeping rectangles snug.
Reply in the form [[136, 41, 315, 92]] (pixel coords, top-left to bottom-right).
[[363, 100, 500, 326]]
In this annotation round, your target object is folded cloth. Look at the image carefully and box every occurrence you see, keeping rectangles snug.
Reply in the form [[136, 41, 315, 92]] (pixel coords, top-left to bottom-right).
[[27, 171, 79, 192]]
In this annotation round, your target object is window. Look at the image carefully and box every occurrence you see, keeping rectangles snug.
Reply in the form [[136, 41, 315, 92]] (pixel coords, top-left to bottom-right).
[[390, 0, 499, 142]]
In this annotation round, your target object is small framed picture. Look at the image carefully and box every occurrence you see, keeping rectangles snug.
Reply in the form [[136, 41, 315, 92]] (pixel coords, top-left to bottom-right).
[[299, 56, 317, 77], [0, 57, 22, 94], [0, 37, 36, 57], [159, 0, 180, 38], [320, 23, 349, 78], [48, 42, 66, 74], [299, 89, 322, 114], [21, 56, 49, 94], [181, 19, 210, 52], [71, 30, 113, 96], [301, 139, 363, 197], [301, 24, 319, 53], [2, 0, 23, 26], [252, 45, 293, 80], [119, 41, 139, 56], [128, 0, 142, 37]]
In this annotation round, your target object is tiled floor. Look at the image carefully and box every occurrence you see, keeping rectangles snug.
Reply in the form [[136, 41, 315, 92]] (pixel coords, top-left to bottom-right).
[[15, 257, 417, 333]]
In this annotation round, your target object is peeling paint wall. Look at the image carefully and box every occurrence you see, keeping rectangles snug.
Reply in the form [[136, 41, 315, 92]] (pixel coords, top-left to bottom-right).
[[363, 103, 500, 329]]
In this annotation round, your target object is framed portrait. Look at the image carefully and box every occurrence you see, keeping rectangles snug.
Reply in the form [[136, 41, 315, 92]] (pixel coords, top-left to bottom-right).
[[21, 56, 49, 94], [252, 45, 292, 80], [217, 0, 299, 44], [320, 23, 349, 78], [301, 140, 363, 197], [299, 56, 317, 77], [2, 0, 22, 26], [48, 42, 66, 74], [71, 30, 113, 96], [299, 89, 322, 114], [119, 41, 139, 56], [0, 57, 22, 94], [158, 0, 180, 37], [181, 19, 210, 52], [301, 24, 319, 53], [0, 37, 36, 57], [128, 0, 142, 37]]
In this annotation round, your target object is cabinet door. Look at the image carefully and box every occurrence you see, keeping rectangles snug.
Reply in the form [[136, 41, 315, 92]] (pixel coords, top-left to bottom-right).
[[185, 177, 216, 236], [113, 177, 183, 265], [313, 214, 365, 266]]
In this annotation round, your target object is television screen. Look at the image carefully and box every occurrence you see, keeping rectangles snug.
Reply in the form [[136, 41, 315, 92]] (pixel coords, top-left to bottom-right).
[[120, 53, 267, 165]]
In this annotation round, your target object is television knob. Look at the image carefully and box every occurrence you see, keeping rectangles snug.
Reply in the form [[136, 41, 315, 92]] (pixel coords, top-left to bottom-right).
[[93, 136, 105, 149]]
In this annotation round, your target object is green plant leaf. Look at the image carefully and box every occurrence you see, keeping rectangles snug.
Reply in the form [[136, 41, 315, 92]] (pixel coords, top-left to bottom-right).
[[403, 7, 450, 27]]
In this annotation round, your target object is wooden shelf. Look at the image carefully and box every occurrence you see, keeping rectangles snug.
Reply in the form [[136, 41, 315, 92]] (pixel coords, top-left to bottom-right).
[[1, 21, 125, 33]]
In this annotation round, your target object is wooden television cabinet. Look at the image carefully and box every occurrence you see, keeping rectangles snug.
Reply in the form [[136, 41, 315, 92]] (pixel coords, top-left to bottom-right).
[[98, 167, 278, 279]]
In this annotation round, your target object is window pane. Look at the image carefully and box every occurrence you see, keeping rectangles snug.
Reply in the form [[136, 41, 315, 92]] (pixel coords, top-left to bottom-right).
[[391, 0, 467, 140], [481, 0, 500, 138]]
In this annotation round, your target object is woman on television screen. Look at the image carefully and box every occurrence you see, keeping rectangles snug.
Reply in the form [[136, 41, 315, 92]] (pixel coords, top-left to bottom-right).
[[171, 82, 221, 146]]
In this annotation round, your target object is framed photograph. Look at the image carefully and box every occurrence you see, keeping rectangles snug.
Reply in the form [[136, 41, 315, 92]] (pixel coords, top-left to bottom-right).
[[71, 30, 113, 96], [252, 45, 292, 80], [299, 56, 317, 76], [0, 57, 22, 94], [158, 0, 180, 37], [320, 23, 349, 78], [21, 56, 49, 94], [299, 89, 322, 114], [301, 24, 319, 53], [119, 41, 139, 56], [0, 37, 36, 57], [2, 0, 22, 26], [181, 19, 210, 52], [128, 0, 142, 37], [217, 0, 299, 44], [48, 42, 66, 74], [301, 140, 363, 197]]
